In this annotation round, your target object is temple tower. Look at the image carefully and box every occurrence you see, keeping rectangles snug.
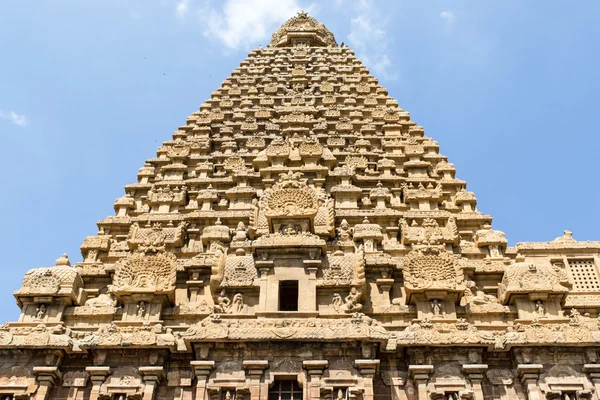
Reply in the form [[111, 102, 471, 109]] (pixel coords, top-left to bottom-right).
[[2, 12, 600, 400]]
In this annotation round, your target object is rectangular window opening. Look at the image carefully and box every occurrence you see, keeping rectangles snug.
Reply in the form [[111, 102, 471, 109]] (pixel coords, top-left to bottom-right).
[[279, 280, 299, 311], [269, 379, 303, 400]]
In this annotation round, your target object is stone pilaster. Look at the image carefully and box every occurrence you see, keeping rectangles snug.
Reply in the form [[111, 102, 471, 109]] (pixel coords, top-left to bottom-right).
[[85, 366, 111, 400], [517, 364, 544, 400], [139, 366, 165, 400], [257, 265, 272, 312], [303, 360, 328, 400], [304, 267, 319, 312], [192, 361, 216, 400], [462, 364, 488, 400], [408, 365, 434, 400], [583, 364, 600, 400], [355, 360, 380, 400], [32, 366, 61, 400], [244, 360, 269, 400]]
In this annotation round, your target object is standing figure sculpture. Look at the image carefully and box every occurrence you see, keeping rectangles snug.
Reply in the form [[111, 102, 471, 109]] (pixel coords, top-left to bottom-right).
[[137, 301, 147, 318], [231, 293, 245, 314], [35, 303, 47, 321], [535, 300, 545, 317], [432, 299, 442, 317]]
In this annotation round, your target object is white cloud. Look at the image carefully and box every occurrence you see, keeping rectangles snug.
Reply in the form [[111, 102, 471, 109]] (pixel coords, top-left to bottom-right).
[[440, 10, 456, 27], [175, 0, 189, 18], [179, 0, 314, 50], [0, 110, 29, 127], [346, 0, 397, 80]]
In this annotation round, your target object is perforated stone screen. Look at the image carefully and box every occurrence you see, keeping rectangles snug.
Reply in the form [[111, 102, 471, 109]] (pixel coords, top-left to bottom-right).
[[568, 259, 600, 291]]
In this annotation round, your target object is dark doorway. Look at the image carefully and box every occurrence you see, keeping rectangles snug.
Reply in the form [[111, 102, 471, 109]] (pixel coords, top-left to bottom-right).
[[279, 280, 299, 311]]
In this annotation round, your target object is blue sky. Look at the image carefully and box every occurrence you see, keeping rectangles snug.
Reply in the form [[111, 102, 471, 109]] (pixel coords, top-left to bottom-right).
[[1, 0, 599, 322]]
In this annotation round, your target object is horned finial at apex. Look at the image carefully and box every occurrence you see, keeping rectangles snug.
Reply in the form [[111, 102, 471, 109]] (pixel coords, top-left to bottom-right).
[[268, 11, 337, 48]]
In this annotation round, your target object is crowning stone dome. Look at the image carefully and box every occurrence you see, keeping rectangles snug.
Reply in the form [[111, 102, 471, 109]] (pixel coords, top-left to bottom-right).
[[269, 11, 337, 48]]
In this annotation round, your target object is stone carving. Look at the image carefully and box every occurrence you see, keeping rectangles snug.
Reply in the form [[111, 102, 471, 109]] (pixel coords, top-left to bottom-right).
[[402, 245, 463, 291], [461, 281, 506, 313], [499, 261, 571, 303], [15, 253, 83, 304], [113, 251, 177, 294], [343, 288, 363, 313], [399, 217, 459, 245], [212, 290, 246, 314], [128, 221, 187, 251], [222, 255, 256, 286], [261, 171, 318, 218], [431, 299, 442, 317]]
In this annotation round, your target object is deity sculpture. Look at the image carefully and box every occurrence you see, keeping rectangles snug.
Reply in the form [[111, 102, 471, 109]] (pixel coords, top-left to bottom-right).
[[343, 287, 363, 313], [35, 303, 47, 321], [336, 219, 353, 243], [431, 299, 442, 317], [213, 290, 231, 314], [231, 293, 245, 314], [535, 300, 545, 317], [137, 301, 147, 318], [331, 293, 343, 312], [233, 221, 248, 242]]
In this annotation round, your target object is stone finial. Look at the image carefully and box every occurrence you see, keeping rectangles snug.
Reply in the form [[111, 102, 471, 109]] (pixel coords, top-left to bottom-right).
[[55, 253, 71, 267]]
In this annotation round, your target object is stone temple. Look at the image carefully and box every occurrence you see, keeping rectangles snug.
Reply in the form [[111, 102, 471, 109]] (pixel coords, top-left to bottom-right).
[[4, 12, 600, 400]]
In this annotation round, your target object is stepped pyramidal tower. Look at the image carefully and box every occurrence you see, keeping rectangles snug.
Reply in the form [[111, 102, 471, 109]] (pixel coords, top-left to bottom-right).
[[4, 12, 600, 400]]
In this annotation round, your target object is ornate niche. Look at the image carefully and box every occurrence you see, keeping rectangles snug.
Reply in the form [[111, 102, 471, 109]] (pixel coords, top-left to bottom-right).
[[14, 253, 84, 324], [499, 259, 571, 320], [112, 222, 185, 322], [250, 171, 334, 238], [402, 244, 464, 320]]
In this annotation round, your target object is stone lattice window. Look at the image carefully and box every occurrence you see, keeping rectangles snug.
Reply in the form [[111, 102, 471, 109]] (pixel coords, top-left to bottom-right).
[[568, 259, 600, 291], [269, 380, 302, 400]]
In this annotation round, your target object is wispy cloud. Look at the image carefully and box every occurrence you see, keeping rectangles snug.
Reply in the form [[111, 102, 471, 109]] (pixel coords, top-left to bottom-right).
[[178, 0, 314, 50], [175, 0, 189, 19], [345, 0, 397, 80], [440, 10, 456, 28], [0, 110, 29, 127]]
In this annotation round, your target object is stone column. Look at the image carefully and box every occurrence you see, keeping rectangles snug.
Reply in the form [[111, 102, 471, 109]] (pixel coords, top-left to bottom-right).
[[462, 364, 488, 400], [583, 364, 600, 400], [303, 360, 328, 400], [304, 266, 319, 312], [408, 365, 433, 400], [516, 364, 544, 400], [257, 265, 272, 312], [355, 360, 380, 400], [32, 366, 61, 400], [244, 360, 269, 400], [376, 279, 394, 308], [139, 366, 165, 400], [191, 361, 216, 400], [86, 366, 111, 400]]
